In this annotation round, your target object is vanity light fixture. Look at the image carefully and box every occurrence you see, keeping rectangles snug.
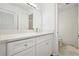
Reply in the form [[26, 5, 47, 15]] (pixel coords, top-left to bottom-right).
[[26, 3, 38, 9]]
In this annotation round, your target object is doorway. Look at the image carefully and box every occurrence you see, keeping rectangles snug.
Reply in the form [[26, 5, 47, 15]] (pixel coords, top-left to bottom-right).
[[58, 3, 78, 55]]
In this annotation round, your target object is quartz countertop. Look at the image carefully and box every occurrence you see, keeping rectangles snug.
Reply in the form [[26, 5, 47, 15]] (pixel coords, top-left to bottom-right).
[[0, 32, 54, 44]]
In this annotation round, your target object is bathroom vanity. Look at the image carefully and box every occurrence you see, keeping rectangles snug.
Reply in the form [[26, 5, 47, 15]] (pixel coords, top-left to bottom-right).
[[0, 32, 54, 56]]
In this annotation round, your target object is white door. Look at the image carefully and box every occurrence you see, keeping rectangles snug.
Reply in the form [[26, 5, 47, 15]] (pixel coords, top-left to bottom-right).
[[36, 41, 49, 56]]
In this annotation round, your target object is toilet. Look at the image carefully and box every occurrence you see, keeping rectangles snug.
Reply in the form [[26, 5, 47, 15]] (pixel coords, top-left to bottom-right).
[[59, 40, 78, 56]]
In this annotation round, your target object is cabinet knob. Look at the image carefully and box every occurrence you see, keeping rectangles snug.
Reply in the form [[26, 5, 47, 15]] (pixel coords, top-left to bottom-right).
[[24, 44, 28, 46], [46, 43, 48, 45]]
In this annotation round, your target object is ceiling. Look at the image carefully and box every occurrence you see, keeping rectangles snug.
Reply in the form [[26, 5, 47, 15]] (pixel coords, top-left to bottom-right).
[[11, 3, 36, 11], [58, 3, 78, 9]]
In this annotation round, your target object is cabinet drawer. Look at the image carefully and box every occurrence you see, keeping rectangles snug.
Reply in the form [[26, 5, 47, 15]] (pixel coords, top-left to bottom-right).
[[14, 47, 35, 56], [7, 38, 35, 56], [36, 34, 54, 44]]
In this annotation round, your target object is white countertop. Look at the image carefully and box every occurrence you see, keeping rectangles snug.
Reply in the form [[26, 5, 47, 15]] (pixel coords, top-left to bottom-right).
[[0, 32, 54, 44]]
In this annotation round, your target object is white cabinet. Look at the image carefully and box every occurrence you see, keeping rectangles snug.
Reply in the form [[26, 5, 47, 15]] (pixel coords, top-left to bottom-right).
[[35, 34, 54, 56], [7, 38, 35, 56], [36, 40, 49, 56], [0, 33, 54, 56]]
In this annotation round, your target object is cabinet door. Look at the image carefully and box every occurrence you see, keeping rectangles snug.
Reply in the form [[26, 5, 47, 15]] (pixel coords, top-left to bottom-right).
[[7, 38, 35, 56], [0, 44, 6, 56], [14, 47, 35, 56], [49, 39, 53, 55], [36, 41, 49, 56]]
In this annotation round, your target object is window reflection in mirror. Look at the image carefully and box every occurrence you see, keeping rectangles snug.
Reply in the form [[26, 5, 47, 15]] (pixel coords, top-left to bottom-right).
[[28, 14, 33, 30]]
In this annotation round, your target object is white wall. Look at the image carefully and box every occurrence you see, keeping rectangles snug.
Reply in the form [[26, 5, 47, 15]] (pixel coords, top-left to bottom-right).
[[78, 4, 79, 48], [40, 3, 58, 55], [58, 4, 78, 47], [41, 3, 56, 32]]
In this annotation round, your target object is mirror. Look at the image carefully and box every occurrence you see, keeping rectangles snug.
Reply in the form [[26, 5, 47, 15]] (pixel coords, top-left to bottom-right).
[[0, 3, 42, 34]]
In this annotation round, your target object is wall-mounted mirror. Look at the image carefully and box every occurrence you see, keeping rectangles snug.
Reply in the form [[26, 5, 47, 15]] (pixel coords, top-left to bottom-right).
[[0, 3, 42, 34]]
